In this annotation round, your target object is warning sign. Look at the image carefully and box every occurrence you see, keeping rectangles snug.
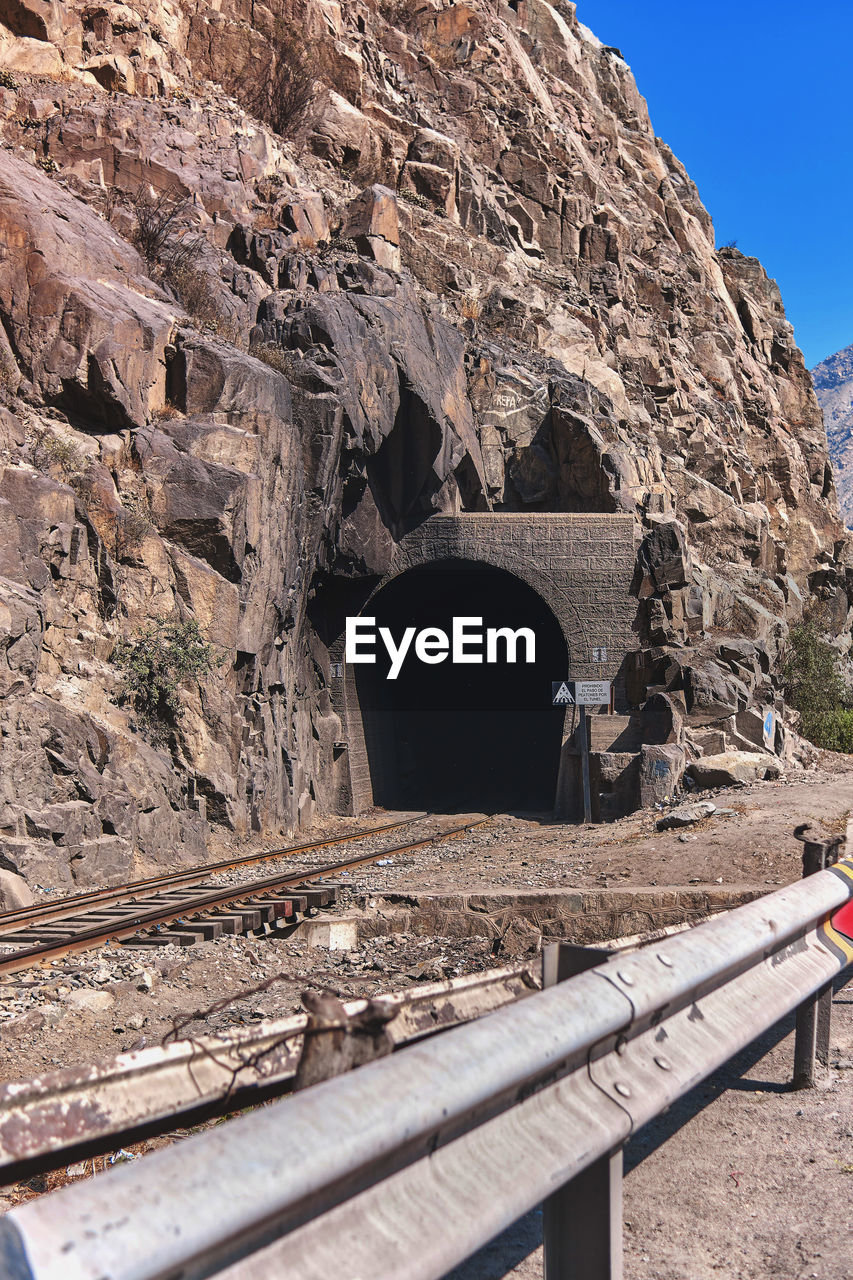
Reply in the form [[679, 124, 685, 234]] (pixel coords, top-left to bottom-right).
[[831, 899, 853, 943], [552, 680, 612, 707], [819, 862, 853, 964], [574, 680, 611, 706]]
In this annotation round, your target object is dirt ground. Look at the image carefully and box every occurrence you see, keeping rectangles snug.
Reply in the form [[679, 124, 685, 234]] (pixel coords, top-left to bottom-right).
[[328, 762, 853, 897], [1, 756, 852, 1273]]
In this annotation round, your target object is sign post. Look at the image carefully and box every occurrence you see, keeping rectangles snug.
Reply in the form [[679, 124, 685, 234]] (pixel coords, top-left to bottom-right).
[[552, 681, 612, 824], [578, 704, 592, 824]]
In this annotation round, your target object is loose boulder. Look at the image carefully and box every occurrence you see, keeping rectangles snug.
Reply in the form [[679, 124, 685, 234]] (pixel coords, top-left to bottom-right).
[[0, 867, 34, 909], [687, 752, 783, 790], [656, 800, 716, 830], [63, 988, 115, 1013], [638, 743, 686, 808]]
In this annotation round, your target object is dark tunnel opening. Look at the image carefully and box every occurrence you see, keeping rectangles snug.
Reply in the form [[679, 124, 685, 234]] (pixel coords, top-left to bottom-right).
[[353, 561, 569, 814]]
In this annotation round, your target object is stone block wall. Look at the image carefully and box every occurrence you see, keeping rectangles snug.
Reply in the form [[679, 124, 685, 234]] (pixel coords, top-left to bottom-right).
[[391, 514, 638, 680], [330, 513, 639, 814]]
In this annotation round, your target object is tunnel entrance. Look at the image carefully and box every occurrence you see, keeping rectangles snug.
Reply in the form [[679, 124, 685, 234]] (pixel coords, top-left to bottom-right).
[[353, 561, 569, 814]]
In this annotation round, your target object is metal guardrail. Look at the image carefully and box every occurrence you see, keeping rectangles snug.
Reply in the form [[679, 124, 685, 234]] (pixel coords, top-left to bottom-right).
[[1, 850, 852, 1280]]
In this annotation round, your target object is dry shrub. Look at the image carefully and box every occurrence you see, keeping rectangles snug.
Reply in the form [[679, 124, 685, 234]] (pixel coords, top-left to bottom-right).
[[114, 504, 152, 560], [0, 358, 19, 392], [30, 424, 154, 558], [253, 210, 280, 231], [98, 184, 122, 224], [130, 191, 241, 340], [244, 31, 316, 137], [458, 294, 482, 321], [30, 426, 114, 545], [131, 189, 200, 275], [172, 264, 222, 330], [379, 1, 413, 29], [250, 342, 299, 376]]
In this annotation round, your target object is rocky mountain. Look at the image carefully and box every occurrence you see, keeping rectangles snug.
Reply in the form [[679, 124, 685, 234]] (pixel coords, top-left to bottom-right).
[[812, 343, 853, 528], [0, 0, 849, 888]]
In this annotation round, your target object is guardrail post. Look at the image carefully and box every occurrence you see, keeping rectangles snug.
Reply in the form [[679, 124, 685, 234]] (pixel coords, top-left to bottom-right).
[[542, 944, 623, 1280], [792, 827, 842, 1089]]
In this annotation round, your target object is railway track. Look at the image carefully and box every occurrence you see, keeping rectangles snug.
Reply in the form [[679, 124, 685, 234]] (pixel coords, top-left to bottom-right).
[[0, 817, 483, 976], [0, 814, 421, 936]]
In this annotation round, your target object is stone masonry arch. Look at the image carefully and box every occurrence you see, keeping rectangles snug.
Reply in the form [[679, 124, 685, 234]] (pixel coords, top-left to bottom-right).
[[327, 513, 638, 814]]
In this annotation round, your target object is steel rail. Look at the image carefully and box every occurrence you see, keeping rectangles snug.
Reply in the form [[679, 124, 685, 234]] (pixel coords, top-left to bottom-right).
[[4, 859, 851, 1280], [0, 820, 484, 976], [0, 813, 426, 935]]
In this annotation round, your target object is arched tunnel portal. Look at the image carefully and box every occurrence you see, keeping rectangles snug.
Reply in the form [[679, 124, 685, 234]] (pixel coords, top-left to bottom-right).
[[353, 560, 569, 814], [323, 514, 639, 818]]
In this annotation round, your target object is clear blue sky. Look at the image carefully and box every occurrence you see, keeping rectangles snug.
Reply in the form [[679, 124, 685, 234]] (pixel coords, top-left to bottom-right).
[[576, 1, 853, 368]]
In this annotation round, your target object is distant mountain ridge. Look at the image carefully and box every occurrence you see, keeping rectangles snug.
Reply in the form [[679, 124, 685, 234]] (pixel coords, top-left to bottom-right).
[[813, 344, 853, 527]]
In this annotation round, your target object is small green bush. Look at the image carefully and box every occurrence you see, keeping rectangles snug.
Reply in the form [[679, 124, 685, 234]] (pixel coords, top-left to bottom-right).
[[398, 188, 432, 211], [783, 619, 851, 752], [31, 429, 91, 491], [112, 618, 219, 724], [813, 708, 853, 754], [0, 70, 19, 90], [324, 235, 358, 255]]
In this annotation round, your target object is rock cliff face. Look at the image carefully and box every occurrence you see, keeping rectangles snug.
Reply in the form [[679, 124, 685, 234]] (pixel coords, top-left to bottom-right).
[[813, 343, 853, 529], [0, 0, 849, 886]]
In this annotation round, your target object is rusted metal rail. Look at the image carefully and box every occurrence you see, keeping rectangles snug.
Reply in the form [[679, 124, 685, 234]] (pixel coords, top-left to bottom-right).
[[0, 819, 483, 976], [0, 915, 714, 1184], [0, 962, 538, 1183]]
